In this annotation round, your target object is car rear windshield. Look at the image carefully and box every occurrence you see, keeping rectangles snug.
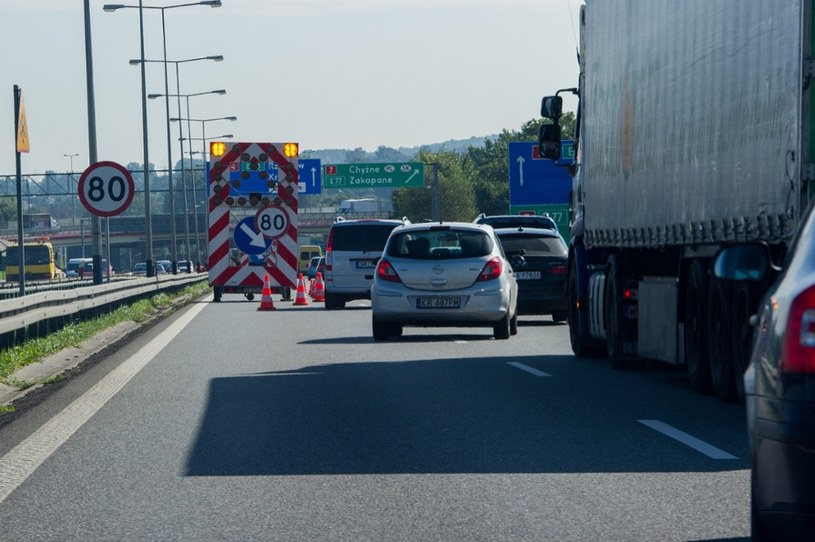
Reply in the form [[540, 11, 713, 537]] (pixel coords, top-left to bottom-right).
[[498, 234, 567, 257], [387, 230, 493, 259], [478, 217, 557, 230], [332, 224, 399, 252]]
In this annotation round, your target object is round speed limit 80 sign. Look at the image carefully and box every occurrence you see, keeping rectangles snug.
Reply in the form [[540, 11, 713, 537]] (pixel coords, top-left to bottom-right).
[[78, 161, 135, 217]]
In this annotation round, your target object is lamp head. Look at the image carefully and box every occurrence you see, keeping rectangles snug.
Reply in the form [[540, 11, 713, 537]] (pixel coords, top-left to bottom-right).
[[103, 4, 125, 12]]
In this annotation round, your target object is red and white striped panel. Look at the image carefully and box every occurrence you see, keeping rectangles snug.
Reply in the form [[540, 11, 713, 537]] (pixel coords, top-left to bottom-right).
[[207, 142, 299, 289]]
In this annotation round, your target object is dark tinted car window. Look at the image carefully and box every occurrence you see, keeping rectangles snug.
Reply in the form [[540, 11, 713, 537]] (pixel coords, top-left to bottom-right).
[[387, 230, 493, 259], [499, 234, 567, 257], [332, 224, 398, 251], [476, 216, 557, 230], [4, 246, 51, 265]]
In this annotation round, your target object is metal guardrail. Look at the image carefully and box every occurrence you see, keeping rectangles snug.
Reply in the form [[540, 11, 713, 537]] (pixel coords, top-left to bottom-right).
[[0, 273, 208, 349]]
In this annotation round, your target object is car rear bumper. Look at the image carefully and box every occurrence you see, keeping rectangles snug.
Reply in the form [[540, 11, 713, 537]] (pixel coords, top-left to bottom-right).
[[372, 285, 511, 324], [754, 417, 815, 532]]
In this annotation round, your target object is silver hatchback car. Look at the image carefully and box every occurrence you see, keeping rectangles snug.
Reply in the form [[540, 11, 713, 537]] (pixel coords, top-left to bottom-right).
[[371, 222, 518, 340]]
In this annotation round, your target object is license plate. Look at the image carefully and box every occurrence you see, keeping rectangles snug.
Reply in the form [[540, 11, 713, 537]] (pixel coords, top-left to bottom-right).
[[516, 271, 541, 280], [355, 260, 376, 269], [417, 297, 461, 309]]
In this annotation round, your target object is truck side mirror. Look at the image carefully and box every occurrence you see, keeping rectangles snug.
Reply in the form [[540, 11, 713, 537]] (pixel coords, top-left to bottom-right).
[[541, 96, 563, 120], [539, 123, 561, 160]]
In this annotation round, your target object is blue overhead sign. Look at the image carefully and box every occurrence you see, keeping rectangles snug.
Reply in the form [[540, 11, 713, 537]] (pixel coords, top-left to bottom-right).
[[508, 141, 573, 207], [267, 158, 322, 194], [206, 158, 322, 196], [297, 159, 321, 194]]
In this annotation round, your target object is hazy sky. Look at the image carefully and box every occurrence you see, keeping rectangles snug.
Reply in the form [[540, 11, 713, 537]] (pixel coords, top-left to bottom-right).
[[2, 0, 581, 175]]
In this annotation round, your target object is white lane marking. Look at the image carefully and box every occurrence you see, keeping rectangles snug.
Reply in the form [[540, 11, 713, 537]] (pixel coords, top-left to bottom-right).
[[454, 340, 468, 344], [0, 302, 207, 504], [507, 362, 551, 377], [639, 419, 738, 460]]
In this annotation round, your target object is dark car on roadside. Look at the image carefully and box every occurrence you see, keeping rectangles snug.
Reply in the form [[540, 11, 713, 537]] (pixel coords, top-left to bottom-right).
[[713, 199, 815, 542], [494, 227, 568, 321]]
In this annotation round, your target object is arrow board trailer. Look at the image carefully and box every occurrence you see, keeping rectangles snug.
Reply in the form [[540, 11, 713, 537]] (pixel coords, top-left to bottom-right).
[[207, 142, 299, 302]]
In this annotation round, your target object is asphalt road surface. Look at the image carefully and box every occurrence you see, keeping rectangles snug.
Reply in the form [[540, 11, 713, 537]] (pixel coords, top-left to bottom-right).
[[0, 296, 751, 541]]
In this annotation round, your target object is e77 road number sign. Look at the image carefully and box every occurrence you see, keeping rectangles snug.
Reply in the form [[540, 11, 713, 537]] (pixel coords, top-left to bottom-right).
[[78, 161, 135, 217]]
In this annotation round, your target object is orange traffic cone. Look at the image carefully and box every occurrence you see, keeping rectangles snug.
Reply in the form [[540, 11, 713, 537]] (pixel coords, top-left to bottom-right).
[[294, 273, 310, 306], [313, 272, 325, 302], [257, 274, 276, 311], [308, 277, 315, 298]]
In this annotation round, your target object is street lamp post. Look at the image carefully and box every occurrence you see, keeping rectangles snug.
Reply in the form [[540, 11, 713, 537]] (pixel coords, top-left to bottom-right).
[[150, 89, 227, 268], [178, 132, 234, 266], [171, 114, 236, 270], [103, 0, 221, 276], [64, 153, 80, 225], [132, 56, 223, 272], [63, 153, 78, 172]]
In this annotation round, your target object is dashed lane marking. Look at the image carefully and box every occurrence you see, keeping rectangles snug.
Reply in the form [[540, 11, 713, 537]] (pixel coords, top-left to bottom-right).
[[639, 419, 738, 460], [507, 362, 551, 377]]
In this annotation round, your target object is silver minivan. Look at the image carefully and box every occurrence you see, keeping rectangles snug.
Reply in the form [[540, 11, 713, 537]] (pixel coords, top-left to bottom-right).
[[323, 217, 408, 310]]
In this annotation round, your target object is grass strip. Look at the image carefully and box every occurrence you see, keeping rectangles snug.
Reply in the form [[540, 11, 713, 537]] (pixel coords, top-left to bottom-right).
[[0, 281, 210, 386]]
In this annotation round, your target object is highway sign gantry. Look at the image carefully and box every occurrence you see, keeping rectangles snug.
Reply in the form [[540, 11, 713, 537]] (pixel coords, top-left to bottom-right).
[[78, 161, 135, 217], [322, 162, 425, 188]]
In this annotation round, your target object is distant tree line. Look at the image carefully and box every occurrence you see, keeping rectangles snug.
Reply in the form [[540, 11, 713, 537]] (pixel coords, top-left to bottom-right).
[[1, 115, 575, 225]]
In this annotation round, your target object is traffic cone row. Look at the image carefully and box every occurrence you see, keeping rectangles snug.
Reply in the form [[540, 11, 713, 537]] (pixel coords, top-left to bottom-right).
[[294, 273, 310, 306], [257, 274, 276, 311]]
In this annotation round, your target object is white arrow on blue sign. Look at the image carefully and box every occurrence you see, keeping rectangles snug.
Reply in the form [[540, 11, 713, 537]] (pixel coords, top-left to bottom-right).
[[233, 216, 273, 255], [507, 141, 573, 207], [297, 158, 322, 194]]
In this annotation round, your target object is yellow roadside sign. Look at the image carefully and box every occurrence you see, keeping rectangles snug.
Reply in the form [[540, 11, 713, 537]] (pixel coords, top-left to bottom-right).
[[16, 91, 29, 153]]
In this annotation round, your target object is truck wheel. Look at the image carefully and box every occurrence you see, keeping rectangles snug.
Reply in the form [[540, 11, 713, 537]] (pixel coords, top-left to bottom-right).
[[567, 258, 604, 358], [324, 292, 345, 310], [751, 465, 771, 542], [731, 283, 755, 403], [684, 260, 712, 394], [708, 277, 738, 402], [493, 312, 511, 340], [245, 293, 255, 301], [605, 254, 633, 369], [372, 315, 391, 341]]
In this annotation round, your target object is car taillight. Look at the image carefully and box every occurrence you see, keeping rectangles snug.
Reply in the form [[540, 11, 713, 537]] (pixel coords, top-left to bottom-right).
[[551, 264, 568, 275], [477, 256, 503, 282], [376, 259, 401, 283], [325, 228, 334, 271], [782, 285, 815, 372]]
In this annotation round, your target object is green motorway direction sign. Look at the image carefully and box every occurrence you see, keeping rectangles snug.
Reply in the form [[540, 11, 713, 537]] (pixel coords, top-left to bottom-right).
[[322, 162, 425, 188]]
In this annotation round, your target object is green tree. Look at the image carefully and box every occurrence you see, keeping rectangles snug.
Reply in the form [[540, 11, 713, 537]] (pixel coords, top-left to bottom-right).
[[392, 150, 476, 222], [0, 196, 16, 222], [466, 114, 576, 216]]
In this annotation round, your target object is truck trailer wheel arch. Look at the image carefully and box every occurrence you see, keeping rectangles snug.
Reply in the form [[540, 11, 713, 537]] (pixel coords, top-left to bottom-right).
[[568, 256, 605, 358], [604, 254, 633, 368], [684, 260, 712, 394]]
